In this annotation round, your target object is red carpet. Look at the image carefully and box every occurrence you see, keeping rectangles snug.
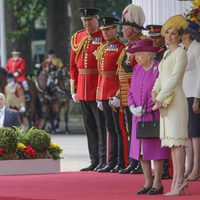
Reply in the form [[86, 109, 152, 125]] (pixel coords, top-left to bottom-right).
[[0, 172, 199, 200]]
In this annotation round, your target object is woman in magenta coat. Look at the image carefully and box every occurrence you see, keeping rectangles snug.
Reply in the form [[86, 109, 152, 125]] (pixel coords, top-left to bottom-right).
[[128, 39, 170, 195]]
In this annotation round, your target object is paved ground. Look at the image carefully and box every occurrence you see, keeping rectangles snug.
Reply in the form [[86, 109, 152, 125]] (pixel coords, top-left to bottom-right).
[[51, 117, 90, 172]]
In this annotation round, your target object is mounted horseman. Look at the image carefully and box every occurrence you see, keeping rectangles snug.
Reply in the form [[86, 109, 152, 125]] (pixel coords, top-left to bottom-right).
[[5, 50, 30, 102], [35, 50, 70, 134]]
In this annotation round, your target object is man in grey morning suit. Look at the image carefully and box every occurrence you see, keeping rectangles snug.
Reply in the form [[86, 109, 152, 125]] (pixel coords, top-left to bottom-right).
[[0, 93, 21, 128]]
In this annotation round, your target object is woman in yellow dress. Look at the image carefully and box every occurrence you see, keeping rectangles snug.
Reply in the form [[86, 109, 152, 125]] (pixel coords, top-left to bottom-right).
[[152, 15, 189, 196]]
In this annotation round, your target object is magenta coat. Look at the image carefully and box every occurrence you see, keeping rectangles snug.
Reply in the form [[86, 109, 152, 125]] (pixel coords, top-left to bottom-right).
[[128, 60, 170, 161]]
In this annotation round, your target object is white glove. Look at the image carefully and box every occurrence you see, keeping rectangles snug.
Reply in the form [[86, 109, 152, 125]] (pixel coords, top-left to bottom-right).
[[71, 93, 79, 103], [135, 106, 144, 116], [130, 105, 145, 117], [130, 105, 137, 115], [13, 72, 20, 77], [19, 106, 26, 113], [110, 96, 120, 108], [97, 101, 103, 111], [35, 63, 41, 69]]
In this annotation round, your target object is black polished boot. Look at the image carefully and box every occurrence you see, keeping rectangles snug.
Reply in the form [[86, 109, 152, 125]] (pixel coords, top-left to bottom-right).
[[130, 164, 143, 174], [110, 165, 124, 173], [97, 164, 115, 173], [80, 163, 98, 171], [119, 160, 138, 174], [94, 163, 106, 171], [119, 164, 134, 174]]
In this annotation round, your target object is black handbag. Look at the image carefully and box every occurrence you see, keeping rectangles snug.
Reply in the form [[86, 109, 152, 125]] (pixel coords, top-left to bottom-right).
[[136, 111, 160, 139]]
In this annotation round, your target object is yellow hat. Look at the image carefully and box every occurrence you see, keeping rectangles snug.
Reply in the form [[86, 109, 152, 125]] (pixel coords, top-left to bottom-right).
[[161, 15, 189, 36]]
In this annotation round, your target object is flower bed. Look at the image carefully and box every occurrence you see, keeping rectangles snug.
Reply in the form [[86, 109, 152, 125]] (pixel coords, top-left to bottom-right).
[[0, 127, 63, 160], [0, 127, 62, 174]]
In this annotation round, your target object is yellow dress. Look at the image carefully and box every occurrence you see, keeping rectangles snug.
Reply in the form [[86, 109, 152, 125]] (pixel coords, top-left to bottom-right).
[[153, 47, 188, 147]]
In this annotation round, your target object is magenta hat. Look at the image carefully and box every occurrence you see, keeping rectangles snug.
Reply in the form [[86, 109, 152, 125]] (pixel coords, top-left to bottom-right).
[[127, 39, 160, 53]]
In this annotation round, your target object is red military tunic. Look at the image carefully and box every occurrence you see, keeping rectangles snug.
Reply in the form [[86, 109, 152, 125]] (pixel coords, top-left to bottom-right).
[[5, 58, 27, 82], [96, 39, 125, 100], [70, 29, 104, 101]]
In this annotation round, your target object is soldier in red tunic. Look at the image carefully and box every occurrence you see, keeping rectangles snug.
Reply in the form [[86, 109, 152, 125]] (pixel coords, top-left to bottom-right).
[[96, 16, 126, 173], [70, 8, 106, 171], [5, 50, 30, 101], [117, 4, 147, 174], [146, 24, 167, 62]]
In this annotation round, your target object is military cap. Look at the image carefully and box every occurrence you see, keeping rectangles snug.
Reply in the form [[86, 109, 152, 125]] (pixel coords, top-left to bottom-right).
[[78, 8, 100, 20], [146, 25, 162, 37], [99, 16, 120, 29]]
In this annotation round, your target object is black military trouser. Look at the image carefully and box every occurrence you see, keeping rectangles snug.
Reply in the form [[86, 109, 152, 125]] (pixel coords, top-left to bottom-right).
[[124, 106, 139, 168], [80, 101, 106, 165], [102, 100, 125, 167]]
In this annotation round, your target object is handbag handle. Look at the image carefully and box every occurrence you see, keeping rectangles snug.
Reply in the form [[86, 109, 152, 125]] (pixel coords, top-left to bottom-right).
[[141, 93, 157, 125]]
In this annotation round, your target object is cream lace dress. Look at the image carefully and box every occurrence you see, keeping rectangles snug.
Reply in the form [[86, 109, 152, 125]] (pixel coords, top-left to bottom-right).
[[153, 47, 188, 147]]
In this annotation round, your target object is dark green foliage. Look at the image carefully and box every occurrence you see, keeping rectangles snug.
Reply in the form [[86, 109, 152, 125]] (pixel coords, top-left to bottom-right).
[[92, 0, 132, 18], [6, 0, 46, 39], [0, 127, 18, 154], [26, 128, 51, 153], [13, 126, 28, 144]]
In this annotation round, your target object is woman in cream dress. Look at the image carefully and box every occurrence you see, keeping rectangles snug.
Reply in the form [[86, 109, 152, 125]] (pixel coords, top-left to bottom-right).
[[152, 15, 188, 196]]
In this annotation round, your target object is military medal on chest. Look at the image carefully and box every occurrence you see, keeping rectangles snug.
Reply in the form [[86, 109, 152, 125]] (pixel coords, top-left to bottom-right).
[[92, 37, 102, 45], [106, 44, 119, 52]]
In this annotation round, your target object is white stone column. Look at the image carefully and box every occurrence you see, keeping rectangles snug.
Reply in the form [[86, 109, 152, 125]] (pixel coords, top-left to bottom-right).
[[0, 0, 7, 67], [132, 0, 192, 25]]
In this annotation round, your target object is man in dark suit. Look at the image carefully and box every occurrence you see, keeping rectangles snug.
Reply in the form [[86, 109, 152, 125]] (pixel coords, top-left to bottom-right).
[[0, 93, 21, 128]]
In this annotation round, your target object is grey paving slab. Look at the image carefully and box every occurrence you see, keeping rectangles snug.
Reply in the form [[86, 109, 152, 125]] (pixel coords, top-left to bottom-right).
[[51, 134, 90, 172]]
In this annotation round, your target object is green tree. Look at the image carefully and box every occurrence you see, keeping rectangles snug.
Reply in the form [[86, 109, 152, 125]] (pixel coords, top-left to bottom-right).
[[92, 0, 132, 18], [5, 0, 45, 73]]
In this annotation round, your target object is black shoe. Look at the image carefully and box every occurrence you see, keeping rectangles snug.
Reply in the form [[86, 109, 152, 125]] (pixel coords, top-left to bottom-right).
[[97, 164, 115, 173], [94, 163, 106, 171], [110, 165, 124, 173], [119, 164, 134, 174], [162, 172, 172, 179], [147, 186, 164, 195], [80, 163, 98, 171], [131, 165, 143, 174], [137, 186, 152, 194]]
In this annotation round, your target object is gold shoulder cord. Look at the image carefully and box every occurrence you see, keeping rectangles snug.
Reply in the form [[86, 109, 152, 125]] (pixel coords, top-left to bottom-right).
[[71, 32, 89, 64], [116, 48, 126, 73], [96, 44, 107, 71]]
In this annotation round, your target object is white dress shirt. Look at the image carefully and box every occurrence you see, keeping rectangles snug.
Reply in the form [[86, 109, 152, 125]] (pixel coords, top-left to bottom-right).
[[183, 39, 200, 98], [0, 106, 5, 128]]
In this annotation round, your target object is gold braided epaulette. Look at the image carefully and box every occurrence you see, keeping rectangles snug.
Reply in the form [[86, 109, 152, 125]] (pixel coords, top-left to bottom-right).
[[71, 30, 89, 63], [116, 48, 126, 73], [96, 44, 107, 71]]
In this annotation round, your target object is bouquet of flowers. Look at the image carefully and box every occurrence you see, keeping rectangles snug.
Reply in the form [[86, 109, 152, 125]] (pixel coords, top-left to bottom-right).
[[184, 0, 200, 25]]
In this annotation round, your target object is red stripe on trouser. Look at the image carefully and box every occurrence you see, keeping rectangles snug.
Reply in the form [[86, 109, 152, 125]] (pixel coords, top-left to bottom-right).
[[169, 157, 173, 178], [119, 110, 129, 167]]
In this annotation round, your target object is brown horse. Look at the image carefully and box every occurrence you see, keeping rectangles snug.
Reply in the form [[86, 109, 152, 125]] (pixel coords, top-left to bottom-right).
[[35, 65, 70, 134]]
